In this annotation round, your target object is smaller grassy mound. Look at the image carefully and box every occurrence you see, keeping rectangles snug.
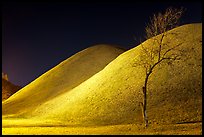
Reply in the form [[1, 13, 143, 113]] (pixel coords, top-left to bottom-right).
[[2, 44, 125, 117], [2, 78, 21, 101]]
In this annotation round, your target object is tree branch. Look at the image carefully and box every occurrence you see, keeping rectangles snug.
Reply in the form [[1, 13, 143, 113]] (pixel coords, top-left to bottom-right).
[[158, 33, 165, 62], [162, 43, 182, 58]]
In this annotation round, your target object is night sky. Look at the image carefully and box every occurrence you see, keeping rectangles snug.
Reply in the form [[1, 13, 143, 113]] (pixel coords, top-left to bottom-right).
[[2, 1, 202, 87]]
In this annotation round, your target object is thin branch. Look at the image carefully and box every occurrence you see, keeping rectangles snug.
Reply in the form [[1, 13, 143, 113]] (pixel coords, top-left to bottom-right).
[[158, 33, 165, 62], [162, 43, 182, 58]]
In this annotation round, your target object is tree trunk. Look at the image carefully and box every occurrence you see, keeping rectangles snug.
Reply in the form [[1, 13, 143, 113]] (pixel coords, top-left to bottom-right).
[[142, 86, 148, 128]]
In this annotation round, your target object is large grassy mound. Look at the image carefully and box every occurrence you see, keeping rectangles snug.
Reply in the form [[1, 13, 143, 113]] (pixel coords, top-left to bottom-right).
[[2, 44, 125, 117], [29, 23, 202, 126]]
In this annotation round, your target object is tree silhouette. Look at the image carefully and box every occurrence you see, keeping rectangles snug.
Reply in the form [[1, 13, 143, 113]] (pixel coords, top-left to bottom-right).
[[134, 7, 185, 128]]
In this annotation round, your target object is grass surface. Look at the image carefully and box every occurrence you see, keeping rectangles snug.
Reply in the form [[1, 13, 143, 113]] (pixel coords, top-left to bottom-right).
[[2, 122, 202, 135]]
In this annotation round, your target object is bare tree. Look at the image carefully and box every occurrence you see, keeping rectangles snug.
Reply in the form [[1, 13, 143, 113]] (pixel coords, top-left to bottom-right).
[[135, 7, 185, 128]]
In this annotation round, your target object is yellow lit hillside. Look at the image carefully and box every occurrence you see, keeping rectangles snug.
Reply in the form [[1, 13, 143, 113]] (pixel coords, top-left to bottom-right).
[[33, 23, 201, 126], [2, 23, 202, 135], [2, 44, 125, 117]]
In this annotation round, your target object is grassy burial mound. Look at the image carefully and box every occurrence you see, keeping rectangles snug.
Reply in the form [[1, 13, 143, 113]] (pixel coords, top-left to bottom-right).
[[2, 44, 125, 117], [31, 23, 202, 126], [2, 78, 21, 101]]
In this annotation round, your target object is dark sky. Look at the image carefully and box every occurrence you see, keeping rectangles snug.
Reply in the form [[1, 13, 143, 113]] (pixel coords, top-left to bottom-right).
[[2, 1, 202, 87]]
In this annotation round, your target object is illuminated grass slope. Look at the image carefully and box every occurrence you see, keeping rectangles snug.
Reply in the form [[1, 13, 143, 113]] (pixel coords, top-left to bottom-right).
[[2, 44, 125, 117], [30, 23, 201, 126], [2, 24, 202, 128]]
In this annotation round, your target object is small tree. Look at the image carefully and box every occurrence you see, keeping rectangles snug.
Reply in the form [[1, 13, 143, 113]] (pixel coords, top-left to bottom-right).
[[135, 7, 184, 128]]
